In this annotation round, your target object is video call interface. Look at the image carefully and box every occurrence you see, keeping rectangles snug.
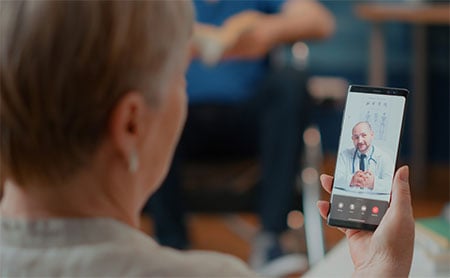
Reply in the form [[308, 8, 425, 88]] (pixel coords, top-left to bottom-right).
[[329, 89, 406, 225]]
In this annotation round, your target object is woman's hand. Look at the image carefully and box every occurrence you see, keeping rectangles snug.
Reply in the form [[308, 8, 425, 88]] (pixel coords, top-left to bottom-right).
[[317, 166, 415, 277]]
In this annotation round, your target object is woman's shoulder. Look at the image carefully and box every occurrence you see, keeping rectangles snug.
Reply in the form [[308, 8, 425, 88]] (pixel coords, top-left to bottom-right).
[[131, 246, 256, 277], [0, 217, 255, 277], [86, 219, 256, 277]]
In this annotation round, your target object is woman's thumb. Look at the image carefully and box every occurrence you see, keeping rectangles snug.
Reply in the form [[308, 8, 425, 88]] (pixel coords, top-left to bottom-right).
[[391, 165, 412, 212]]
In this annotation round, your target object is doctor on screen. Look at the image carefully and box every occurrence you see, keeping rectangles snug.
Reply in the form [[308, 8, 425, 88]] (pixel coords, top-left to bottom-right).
[[334, 121, 393, 195]]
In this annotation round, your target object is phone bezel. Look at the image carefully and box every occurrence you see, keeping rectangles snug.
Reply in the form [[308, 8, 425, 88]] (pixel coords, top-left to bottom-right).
[[327, 85, 409, 231], [349, 85, 409, 98]]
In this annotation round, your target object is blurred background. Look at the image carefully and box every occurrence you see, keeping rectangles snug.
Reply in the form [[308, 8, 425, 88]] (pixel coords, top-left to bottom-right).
[[141, 0, 449, 276]]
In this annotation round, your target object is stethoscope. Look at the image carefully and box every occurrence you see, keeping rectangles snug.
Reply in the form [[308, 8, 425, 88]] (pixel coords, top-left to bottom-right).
[[352, 146, 377, 173]]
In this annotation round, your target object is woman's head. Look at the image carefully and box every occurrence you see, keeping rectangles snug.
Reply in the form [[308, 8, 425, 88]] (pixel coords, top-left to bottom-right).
[[0, 1, 193, 188]]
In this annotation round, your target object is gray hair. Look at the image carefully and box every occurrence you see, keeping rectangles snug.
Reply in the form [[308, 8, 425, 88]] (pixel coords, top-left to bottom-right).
[[0, 0, 193, 185]]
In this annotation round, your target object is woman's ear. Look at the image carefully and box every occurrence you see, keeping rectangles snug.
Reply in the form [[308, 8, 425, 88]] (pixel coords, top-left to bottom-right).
[[108, 92, 152, 169]]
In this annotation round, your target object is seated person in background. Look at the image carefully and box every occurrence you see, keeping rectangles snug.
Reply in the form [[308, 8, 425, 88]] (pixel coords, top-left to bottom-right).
[[145, 0, 336, 270], [334, 121, 393, 195], [0, 1, 414, 277]]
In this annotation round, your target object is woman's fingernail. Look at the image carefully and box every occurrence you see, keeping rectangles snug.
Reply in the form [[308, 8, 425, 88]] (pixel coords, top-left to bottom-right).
[[399, 166, 409, 183]]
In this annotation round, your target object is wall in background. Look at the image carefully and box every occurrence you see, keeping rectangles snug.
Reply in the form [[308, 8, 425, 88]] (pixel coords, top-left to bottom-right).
[[306, 1, 449, 163]]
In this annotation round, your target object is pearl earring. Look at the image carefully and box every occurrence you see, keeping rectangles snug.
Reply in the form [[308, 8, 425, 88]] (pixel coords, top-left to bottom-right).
[[129, 150, 139, 173]]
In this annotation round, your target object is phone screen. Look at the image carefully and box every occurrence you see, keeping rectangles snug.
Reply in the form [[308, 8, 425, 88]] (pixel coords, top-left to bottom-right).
[[328, 85, 408, 231]]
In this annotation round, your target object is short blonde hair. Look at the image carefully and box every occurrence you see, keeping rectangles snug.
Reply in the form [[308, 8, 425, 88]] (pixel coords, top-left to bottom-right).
[[0, 1, 193, 185]]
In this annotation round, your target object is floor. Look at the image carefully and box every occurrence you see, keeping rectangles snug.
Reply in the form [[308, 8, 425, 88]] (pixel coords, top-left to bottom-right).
[[140, 154, 449, 275]]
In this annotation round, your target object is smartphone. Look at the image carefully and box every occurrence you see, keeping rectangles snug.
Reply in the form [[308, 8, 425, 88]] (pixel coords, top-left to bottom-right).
[[327, 85, 408, 231]]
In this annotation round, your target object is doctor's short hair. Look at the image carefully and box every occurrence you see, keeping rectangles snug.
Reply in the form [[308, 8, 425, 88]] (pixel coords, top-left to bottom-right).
[[352, 121, 373, 133], [0, 1, 193, 185]]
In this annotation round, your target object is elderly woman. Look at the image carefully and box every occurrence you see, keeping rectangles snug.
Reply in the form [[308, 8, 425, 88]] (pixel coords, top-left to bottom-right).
[[0, 1, 414, 277]]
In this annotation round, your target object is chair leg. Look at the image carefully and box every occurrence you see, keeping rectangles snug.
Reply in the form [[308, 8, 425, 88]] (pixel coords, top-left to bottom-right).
[[299, 125, 326, 266]]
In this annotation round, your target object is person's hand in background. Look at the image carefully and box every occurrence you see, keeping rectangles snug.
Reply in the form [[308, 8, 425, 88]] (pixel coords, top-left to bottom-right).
[[317, 166, 415, 277], [192, 23, 224, 65], [192, 0, 335, 65], [220, 11, 274, 60], [192, 11, 265, 65]]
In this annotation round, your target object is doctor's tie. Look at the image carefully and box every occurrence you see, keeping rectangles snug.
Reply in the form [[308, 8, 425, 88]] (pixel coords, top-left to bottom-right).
[[360, 154, 366, 171]]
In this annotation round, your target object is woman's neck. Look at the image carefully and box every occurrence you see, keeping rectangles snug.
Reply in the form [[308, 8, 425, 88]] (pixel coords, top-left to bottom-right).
[[0, 175, 140, 229]]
